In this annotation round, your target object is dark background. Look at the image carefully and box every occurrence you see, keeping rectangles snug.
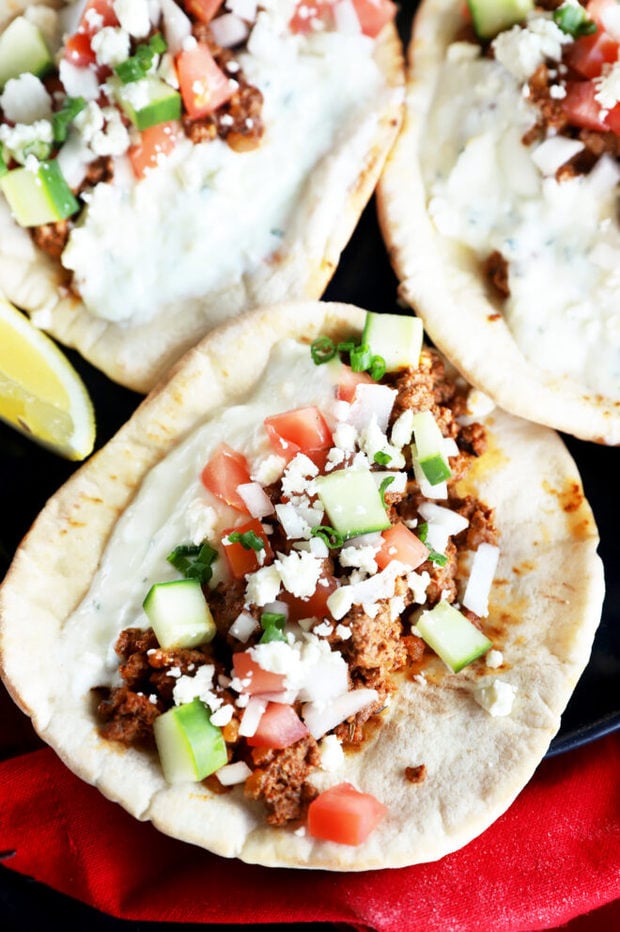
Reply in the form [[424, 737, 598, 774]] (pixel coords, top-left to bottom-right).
[[0, 2, 618, 929]]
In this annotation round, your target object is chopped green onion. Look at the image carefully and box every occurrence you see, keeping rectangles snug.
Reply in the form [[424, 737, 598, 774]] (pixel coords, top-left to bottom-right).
[[167, 541, 218, 585], [374, 451, 392, 466], [115, 32, 168, 84], [311, 525, 344, 549], [350, 342, 372, 372], [553, 5, 596, 37], [310, 335, 337, 365], [259, 612, 287, 643], [52, 96, 86, 143], [336, 340, 356, 355], [227, 529, 265, 551], [378, 475, 395, 506], [369, 354, 386, 381], [0, 149, 7, 177]]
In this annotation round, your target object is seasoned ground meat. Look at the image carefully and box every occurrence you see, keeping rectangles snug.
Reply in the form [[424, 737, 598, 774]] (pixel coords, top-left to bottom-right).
[[453, 496, 498, 551], [388, 350, 460, 427], [98, 686, 161, 746], [207, 579, 258, 642], [244, 736, 321, 825], [483, 249, 510, 300], [422, 541, 459, 606], [79, 155, 114, 190], [29, 220, 71, 261], [404, 764, 427, 784]]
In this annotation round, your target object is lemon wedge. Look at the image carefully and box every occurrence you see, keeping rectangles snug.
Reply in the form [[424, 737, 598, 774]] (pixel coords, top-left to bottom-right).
[[0, 296, 95, 460]]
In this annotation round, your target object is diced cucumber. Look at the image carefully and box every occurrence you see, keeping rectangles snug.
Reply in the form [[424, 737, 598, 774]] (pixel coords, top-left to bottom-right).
[[143, 578, 216, 649], [315, 468, 391, 539], [114, 76, 182, 130], [0, 16, 53, 90], [466, 0, 534, 40], [411, 410, 452, 486], [362, 311, 423, 372], [415, 601, 492, 673], [0, 160, 79, 227], [153, 698, 228, 784]]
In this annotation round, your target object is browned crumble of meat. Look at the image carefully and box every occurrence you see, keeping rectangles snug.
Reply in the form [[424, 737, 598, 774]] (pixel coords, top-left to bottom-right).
[[244, 736, 321, 825], [29, 220, 71, 261], [98, 686, 162, 746], [80, 155, 114, 189], [483, 250, 510, 300], [405, 764, 427, 784], [452, 496, 499, 551], [183, 23, 264, 150], [387, 349, 462, 434]]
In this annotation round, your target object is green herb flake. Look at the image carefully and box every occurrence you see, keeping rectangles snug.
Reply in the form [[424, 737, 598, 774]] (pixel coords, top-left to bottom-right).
[[115, 32, 168, 83], [378, 475, 395, 506], [259, 611, 287, 643], [553, 5, 597, 37], [167, 541, 218, 585], [374, 451, 392, 466], [226, 529, 265, 551], [310, 525, 344, 549]]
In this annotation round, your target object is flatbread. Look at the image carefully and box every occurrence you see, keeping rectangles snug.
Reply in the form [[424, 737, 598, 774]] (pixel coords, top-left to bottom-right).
[[376, 0, 620, 445], [0, 1, 404, 392], [0, 300, 604, 870]]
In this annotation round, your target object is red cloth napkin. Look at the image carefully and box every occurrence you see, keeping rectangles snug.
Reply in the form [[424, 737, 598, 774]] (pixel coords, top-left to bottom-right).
[[0, 685, 618, 931]]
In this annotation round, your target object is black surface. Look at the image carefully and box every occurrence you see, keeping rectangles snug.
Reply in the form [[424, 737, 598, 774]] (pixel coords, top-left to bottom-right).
[[0, 1, 618, 927]]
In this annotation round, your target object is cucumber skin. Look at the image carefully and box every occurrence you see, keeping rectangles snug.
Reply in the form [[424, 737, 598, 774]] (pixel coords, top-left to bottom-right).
[[154, 699, 228, 784], [143, 578, 216, 649], [467, 0, 534, 40], [416, 601, 492, 673]]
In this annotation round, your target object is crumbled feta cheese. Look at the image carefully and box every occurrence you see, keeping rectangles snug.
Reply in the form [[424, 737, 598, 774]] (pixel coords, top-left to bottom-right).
[[0, 74, 52, 124], [91, 26, 131, 67], [390, 408, 414, 449], [332, 422, 357, 452], [280, 453, 319, 496], [275, 549, 323, 599], [492, 15, 571, 83], [408, 569, 431, 605], [486, 649, 504, 669], [252, 454, 285, 485], [474, 679, 517, 717], [318, 734, 344, 771], [172, 666, 218, 706], [59, 59, 100, 100], [275, 501, 312, 540], [89, 106, 131, 157], [339, 543, 378, 574], [245, 564, 282, 606], [595, 61, 620, 111], [113, 0, 151, 38], [210, 703, 234, 726], [0, 119, 52, 164], [185, 497, 218, 545]]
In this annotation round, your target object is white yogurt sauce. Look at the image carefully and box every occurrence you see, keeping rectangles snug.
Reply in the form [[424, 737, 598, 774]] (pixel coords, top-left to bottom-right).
[[58, 340, 337, 694], [61, 11, 384, 325], [420, 37, 620, 399]]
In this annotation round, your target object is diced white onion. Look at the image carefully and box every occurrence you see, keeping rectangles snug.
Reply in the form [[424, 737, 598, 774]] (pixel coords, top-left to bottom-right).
[[159, 0, 192, 54], [531, 136, 585, 177], [226, 0, 257, 20], [302, 688, 378, 740], [238, 695, 267, 737], [210, 12, 249, 47], [229, 611, 259, 643], [462, 543, 500, 618], [601, 4, 620, 41], [216, 760, 252, 786], [236, 481, 274, 518], [443, 437, 459, 458], [327, 560, 409, 620], [348, 384, 396, 433], [417, 502, 469, 554]]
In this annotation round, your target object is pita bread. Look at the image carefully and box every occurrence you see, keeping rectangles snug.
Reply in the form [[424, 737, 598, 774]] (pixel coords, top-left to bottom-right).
[[0, 1, 404, 392], [377, 0, 620, 445], [0, 300, 604, 870]]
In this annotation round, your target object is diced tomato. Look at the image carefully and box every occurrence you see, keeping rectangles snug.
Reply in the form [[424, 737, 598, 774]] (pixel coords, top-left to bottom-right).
[[307, 782, 388, 846], [351, 0, 397, 37], [184, 0, 225, 23], [246, 702, 309, 749], [63, 0, 118, 68], [176, 41, 235, 119], [201, 443, 252, 512], [264, 406, 333, 464], [336, 365, 373, 403], [232, 653, 287, 695], [128, 121, 180, 179], [376, 522, 429, 571], [280, 574, 339, 622], [63, 31, 97, 67], [289, 0, 334, 34], [221, 517, 274, 578], [561, 80, 608, 131], [604, 100, 620, 133], [564, 30, 619, 79]]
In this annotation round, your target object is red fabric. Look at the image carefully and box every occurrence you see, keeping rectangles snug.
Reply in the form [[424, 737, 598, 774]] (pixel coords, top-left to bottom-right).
[[0, 685, 618, 931]]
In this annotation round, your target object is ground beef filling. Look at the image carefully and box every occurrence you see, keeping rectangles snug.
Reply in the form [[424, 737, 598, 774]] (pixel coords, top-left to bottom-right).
[[96, 349, 497, 825]]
